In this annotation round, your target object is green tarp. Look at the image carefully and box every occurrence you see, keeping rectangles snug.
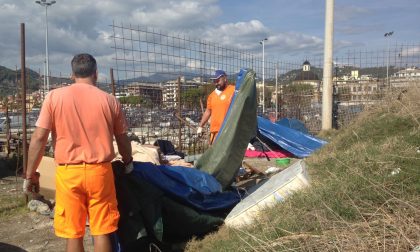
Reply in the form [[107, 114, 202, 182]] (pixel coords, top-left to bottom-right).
[[196, 69, 257, 189]]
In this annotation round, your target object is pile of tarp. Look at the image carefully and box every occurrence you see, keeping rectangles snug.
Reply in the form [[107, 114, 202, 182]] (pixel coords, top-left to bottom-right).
[[113, 161, 234, 251], [114, 69, 257, 251], [113, 68, 327, 250]]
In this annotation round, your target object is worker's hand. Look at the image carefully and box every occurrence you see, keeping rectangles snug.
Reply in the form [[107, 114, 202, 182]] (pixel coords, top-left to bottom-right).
[[196, 126, 203, 135], [23, 172, 40, 194], [124, 157, 134, 174]]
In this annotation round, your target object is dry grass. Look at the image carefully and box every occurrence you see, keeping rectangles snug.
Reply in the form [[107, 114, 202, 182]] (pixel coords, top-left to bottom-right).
[[186, 85, 420, 252]]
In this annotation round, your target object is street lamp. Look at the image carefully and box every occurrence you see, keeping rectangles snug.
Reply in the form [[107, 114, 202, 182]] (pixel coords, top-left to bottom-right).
[[35, 0, 56, 95], [384, 31, 394, 88], [260, 38, 267, 114]]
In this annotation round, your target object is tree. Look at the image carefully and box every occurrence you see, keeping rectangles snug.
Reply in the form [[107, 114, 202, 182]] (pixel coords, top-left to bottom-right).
[[119, 96, 141, 105], [181, 87, 204, 107], [282, 84, 314, 120]]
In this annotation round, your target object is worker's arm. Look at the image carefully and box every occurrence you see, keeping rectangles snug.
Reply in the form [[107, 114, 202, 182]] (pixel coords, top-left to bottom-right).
[[26, 127, 50, 179], [24, 127, 50, 194], [199, 108, 211, 128], [115, 132, 133, 165]]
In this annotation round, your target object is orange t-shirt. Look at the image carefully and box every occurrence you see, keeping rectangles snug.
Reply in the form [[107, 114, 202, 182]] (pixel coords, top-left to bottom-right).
[[207, 85, 235, 133], [36, 83, 128, 164]]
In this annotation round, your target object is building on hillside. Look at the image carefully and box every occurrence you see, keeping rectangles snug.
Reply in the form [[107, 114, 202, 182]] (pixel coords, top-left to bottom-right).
[[334, 70, 380, 106], [123, 82, 163, 105], [391, 67, 420, 88], [392, 66, 420, 78], [293, 60, 320, 89], [292, 60, 321, 103]]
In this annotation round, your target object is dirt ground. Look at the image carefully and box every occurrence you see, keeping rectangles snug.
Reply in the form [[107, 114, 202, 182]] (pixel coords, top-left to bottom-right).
[[0, 176, 95, 252]]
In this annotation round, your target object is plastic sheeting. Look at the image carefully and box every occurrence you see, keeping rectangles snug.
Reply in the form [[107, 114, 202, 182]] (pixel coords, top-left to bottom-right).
[[244, 149, 290, 158], [276, 118, 309, 134], [196, 69, 258, 189], [131, 162, 240, 211], [258, 116, 327, 158]]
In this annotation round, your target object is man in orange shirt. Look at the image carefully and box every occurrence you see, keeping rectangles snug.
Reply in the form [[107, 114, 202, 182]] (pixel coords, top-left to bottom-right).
[[24, 53, 133, 252], [198, 70, 235, 145]]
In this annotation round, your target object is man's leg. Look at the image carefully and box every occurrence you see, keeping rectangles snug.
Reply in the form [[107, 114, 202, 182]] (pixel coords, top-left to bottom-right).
[[93, 234, 112, 252], [86, 163, 119, 252], [66, 238, 84, 252], [209, 131, 218, 145]]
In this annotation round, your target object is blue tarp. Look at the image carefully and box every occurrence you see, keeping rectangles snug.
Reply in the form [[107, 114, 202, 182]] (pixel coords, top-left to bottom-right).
[[132, 162, 241, 211], [258, 116, 327, 158], [276, 118, 309, 134]]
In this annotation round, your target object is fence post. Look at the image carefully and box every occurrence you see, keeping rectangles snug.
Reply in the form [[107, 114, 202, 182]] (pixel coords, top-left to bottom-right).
[[177, 76, 182, 151], [275, 63, 278, 121], [21, 23, 28, 178], [110, 68, 116, 96]]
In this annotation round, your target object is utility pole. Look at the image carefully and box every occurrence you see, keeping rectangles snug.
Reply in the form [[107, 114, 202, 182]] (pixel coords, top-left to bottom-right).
[[384, 31, 394, 88], [275, 63, 278, 121], [35, 0, 56, 93], [322, 0, 334, 130]]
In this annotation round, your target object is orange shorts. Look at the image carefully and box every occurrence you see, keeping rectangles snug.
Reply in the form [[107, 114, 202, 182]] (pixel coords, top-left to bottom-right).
[[54, 162, 119, 238]]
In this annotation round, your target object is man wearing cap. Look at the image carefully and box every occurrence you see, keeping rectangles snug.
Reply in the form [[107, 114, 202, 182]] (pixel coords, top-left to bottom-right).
[[24, 53, 133, 252], [197, 70, 235, 145]]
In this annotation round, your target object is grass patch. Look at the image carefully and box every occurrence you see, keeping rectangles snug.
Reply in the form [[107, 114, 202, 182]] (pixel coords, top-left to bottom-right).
[[0, 193, 27, 218], [186, 87, 420, 251]]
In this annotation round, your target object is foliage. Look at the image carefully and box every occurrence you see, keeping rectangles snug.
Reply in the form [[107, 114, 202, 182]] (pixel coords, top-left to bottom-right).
[[181, 86, 207, 108], [281, 83, 315, 120], [119, 95, 141, 105]]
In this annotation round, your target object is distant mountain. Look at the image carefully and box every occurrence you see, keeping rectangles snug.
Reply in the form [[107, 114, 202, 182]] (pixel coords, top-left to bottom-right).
[[0, 65, 71, 96], [0, 65, 39, 97]]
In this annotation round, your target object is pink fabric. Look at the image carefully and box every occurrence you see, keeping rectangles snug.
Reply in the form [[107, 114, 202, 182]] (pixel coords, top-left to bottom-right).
[[244, 149, 291, 158]]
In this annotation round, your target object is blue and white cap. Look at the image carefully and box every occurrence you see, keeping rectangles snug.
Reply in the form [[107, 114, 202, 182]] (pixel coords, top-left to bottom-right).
[[210, 70, 226, 80]]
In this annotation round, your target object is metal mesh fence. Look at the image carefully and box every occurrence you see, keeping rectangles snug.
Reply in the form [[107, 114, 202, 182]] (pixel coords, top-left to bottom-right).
[[109, 22, 420, 154], [1, 22, 419, 156], [110, 22, 260, 153]]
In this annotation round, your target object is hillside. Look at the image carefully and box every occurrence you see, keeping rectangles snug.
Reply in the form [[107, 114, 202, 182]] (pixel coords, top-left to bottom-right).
[[186, 86, 420, 251], [0, 66, 41, 96], [0, 65, 70, 97]]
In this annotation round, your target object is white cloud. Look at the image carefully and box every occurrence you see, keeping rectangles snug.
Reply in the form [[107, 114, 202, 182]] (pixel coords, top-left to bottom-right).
[[202, 20, 325, 58], [0, 0, 223, 76], [3, 0, 413, 80], [130, 1, 220, 30], [203, 20, 269, 50]]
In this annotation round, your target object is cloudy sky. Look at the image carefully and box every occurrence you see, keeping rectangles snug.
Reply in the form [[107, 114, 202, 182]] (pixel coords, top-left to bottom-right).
[[1, 0, 419, 80]]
